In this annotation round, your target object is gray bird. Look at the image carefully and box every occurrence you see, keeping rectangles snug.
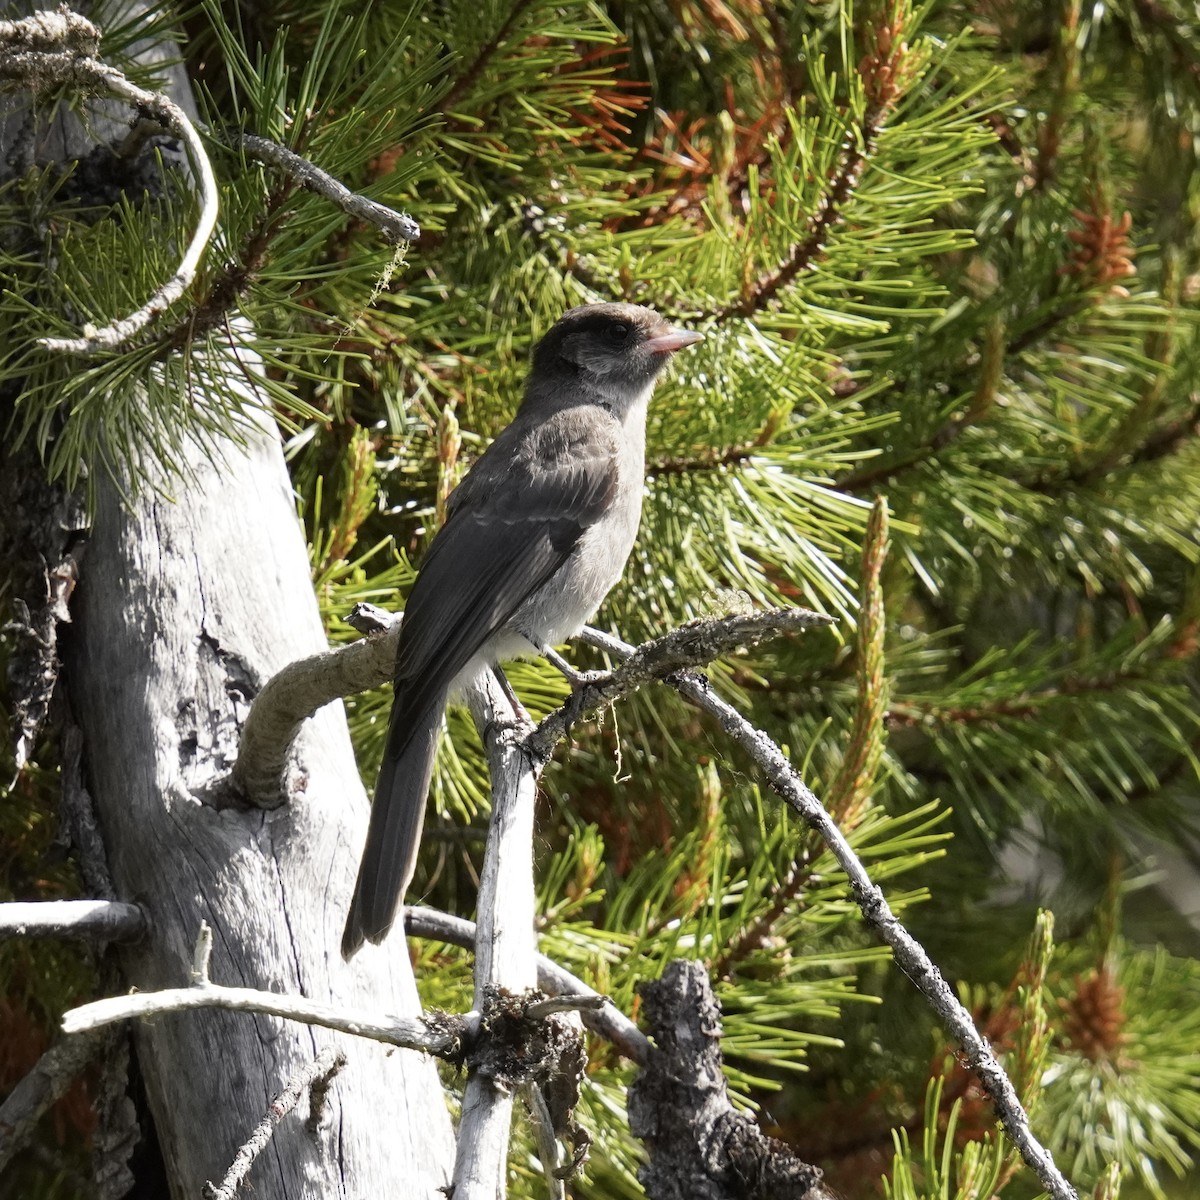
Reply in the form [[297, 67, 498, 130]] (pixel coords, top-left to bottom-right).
[[342, 302, 702, 957]]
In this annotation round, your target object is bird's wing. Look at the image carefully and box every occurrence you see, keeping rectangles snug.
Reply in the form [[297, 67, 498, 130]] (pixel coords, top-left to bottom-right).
[[387, 405, 620, 748]]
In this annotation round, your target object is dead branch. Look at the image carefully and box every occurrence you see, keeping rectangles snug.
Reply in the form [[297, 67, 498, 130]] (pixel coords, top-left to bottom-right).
[[577, 625, 1080, 1200], [62, 922, 472, 1059], [403, 905, 649, 1064], [203, 1047, 346, 1200]]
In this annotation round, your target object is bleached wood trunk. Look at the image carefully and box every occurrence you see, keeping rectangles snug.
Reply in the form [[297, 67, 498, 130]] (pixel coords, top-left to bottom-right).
[[6, 6, 455, 1195], [66, 419, 454, 1197]]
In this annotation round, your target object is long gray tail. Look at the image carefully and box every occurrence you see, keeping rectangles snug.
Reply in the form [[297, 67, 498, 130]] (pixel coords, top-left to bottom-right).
[[341, 695, 445, 959]]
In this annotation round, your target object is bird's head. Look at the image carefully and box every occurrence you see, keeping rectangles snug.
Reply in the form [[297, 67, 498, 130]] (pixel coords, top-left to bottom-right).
[[531, 303, 702, 407]]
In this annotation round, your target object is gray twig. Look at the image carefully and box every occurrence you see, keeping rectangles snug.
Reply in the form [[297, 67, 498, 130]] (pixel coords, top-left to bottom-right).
[[202, 1046, 346, 1200], [451, 671, 541, 1199], [521, 1081, 566, 1200], [63, 922, 470, 1058], [576, 625, 1080, 1200], [529, 608, 833, 763], [236, 133, 420, 244], [524, 994, 608, 1020]]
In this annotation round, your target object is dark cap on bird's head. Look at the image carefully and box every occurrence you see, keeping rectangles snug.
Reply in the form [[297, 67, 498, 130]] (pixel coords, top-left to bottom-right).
[[531, 302, 702, 393]]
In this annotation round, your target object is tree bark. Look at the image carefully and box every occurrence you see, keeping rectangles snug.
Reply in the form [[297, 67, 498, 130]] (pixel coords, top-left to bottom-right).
[[65, 415, 454, 1198]]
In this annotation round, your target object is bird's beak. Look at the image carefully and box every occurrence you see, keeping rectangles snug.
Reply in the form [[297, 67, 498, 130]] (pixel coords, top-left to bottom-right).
[[643, 328, 704, 355]]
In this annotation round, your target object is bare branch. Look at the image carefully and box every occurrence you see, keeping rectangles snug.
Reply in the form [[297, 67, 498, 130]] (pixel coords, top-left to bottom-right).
[[404, 906, 650, 1064], [575, 625, 1080, 1200], [0, 900, 144, 942], [0, 10, 220, 355], [232, 616, 399, 805], [521, 1081, 567, 1200], [234, 605, 827, 808], [203, 1047, 346, 1200], [62, 931, 470, 1058], [235, 134, 419, 245], [529, 608, 833, 763], [524, 995, 608, 1020], [452, 670, 542, 1198]]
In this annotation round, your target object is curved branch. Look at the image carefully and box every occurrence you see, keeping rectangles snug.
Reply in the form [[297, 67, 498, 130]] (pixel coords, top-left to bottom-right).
[[232, 609, 399, 806], [0, 10, 220, 355]]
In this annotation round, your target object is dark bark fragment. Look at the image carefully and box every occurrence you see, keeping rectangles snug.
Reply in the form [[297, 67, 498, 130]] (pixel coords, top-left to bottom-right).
[[628, 959, 833, 1200]]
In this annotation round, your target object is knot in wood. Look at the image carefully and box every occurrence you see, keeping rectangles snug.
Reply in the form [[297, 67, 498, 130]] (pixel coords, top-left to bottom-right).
[[466, 986, 585, 1094]]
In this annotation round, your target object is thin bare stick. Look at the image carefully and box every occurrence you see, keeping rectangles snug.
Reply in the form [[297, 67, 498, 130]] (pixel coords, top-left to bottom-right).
[[62, 981, 467, 1054], [0, 10, 220, 355], [203, 1046, 346, 1200], [524, 995, 608, 1020], [451, 670, 541, 1199], [63, 925, 470, 1057], [235, 134, 420, 245], [404, 906, 649, 1064], [0, 899, 144, 942], [521, 1081, 566, 1200], [575, 626, 1079, 1200]]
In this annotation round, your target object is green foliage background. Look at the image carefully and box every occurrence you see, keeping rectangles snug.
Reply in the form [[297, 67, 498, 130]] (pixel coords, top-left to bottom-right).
[[3, 0, 1200, 1197]]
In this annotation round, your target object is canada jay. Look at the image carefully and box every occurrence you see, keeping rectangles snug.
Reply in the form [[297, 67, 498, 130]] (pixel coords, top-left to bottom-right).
[[341, 302, 701, 958]]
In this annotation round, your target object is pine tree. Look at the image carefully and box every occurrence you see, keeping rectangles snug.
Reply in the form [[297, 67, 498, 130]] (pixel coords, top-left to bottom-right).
[[2, 0, 1199, 1197]]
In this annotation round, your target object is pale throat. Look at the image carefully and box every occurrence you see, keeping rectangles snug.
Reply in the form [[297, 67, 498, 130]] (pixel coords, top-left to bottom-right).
[[596, 377, 655, 428]]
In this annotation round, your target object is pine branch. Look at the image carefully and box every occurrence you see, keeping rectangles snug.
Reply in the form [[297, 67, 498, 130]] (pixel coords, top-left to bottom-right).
[[715, 498, 890, 977], [439, 0, 539, 118], [705, 108, 884, 320], [699, 0, 913, 321]]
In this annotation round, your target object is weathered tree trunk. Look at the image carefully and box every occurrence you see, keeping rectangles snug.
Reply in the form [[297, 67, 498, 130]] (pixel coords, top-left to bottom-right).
[[66, 420, 454, 1197], [2, 6, 455, 1195]]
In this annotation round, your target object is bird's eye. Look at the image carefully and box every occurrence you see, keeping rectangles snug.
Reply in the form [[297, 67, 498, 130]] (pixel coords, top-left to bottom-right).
[[606, 322, 630, 344]]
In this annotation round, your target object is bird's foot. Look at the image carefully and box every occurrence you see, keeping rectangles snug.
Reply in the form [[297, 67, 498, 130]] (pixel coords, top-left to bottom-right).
[[542, 645, 608, 692]]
